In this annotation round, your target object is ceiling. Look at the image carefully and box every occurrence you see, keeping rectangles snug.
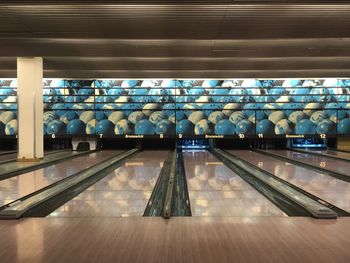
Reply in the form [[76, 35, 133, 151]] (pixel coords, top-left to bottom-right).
[[1, 1, 350, 78]]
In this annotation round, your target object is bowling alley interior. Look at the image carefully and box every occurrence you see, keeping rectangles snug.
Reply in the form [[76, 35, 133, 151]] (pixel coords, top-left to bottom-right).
[[2, 1, 350, 263]]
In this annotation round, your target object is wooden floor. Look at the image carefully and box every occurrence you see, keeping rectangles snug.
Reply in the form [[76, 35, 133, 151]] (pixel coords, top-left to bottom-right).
[[1, 217, 350, 263]]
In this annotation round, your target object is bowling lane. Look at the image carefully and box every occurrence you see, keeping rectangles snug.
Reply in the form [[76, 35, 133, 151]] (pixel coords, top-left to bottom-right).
[[0, 151, 119, 206], [49, 150, 168, 217], [0, 152, 17, 162], [301, 149, 350, 161], [0, 149, 68, 163], [267, 149, 350, 176], [183, 150, 286, 217], [229, 150, 350, 212]]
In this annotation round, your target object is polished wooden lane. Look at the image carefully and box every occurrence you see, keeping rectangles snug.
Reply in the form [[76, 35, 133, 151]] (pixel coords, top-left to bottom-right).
[[268, 150, 350, 175], [228, 150, 350, 212], [49, 150, 167, 217], [183, 150, 286, 217], [0, 152, 17, 162], [305, 149, 350, 160], [0, 217, 350, 263], [0, 150, 63, 163], [0, 151, 120, 206]]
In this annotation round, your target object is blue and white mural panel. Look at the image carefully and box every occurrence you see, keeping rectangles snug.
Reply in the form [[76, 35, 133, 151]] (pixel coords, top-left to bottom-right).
[[0, 79, 17, 136], [1, 78, 350, 138]]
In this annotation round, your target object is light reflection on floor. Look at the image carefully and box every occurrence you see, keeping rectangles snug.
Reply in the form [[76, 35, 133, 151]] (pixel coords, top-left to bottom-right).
[[49, 151, 168, 217], [183, 150, 287, 217]]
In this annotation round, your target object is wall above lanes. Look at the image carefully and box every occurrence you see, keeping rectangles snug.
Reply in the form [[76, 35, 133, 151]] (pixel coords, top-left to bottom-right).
[[1, 78, 350, 139]]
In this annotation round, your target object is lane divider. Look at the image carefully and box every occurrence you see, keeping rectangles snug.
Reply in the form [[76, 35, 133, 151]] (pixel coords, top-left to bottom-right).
[[0, 149, 98, 181], [0, 149, 70, 166], [213, 148, 339, 219], [163, 151, 176, 218], [255, 149, 350, 183], [143, 149, 191, 218], [0, 148, 139, 219], [286, 147, 350, 163], [0, 150, 16, 156], [143, 151, 173, 217]]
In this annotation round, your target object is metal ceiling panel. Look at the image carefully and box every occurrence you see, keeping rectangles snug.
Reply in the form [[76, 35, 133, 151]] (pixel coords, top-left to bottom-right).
[[0, 2, 350, 77]]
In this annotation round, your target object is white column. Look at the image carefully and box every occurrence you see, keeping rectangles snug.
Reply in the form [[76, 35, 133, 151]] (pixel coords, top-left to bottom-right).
[[17, 57, 43, 161]]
